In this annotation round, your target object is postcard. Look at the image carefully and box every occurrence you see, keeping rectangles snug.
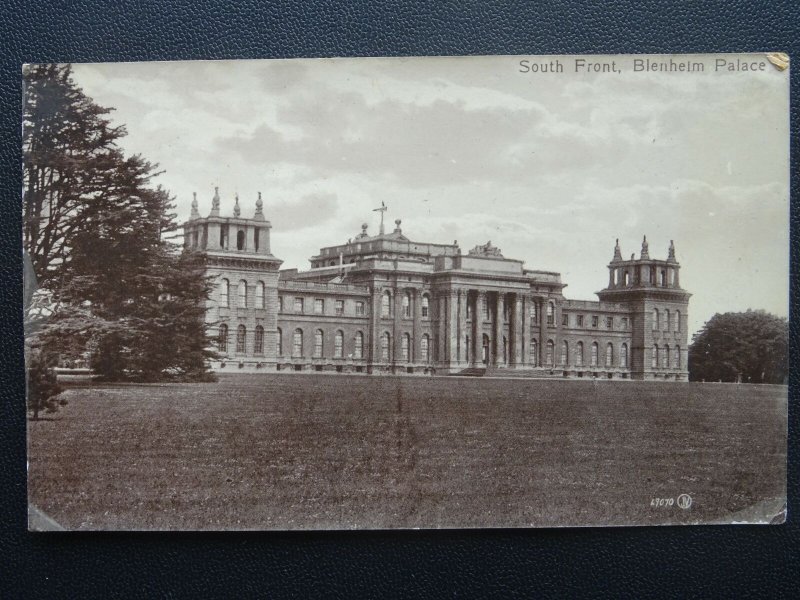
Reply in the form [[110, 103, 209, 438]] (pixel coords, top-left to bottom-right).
[[24, 53, 789, 530]]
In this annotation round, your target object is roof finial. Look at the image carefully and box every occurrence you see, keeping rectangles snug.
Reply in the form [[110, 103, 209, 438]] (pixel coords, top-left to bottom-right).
[[190, 191, 200, 219], [254, 191, 265, 221], [612, 238, 622, 262], [233, 193, 241, 217], [640, 235, 649, 259], [373, 201, 387, 235], [668, 239, 676, 262], [210, 186, 221, 217], [393, 218, 402, 234]]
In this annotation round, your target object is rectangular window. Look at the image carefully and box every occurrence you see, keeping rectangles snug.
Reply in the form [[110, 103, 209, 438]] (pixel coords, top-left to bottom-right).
[[355, 301, 365, 316], [621, 317, 628, 329], [592, 316, 599, 328], [577, 315, 584, 327], [294, 297, 303, 313], [314, 299, 324, 314], [606, 316, 613, 329], [335, 299, 344, 315], [562, 314, 569, 327]]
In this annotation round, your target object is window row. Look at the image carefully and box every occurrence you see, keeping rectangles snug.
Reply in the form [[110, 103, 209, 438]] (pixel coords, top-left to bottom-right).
[[218, 324, 265, 354], [380, 291, 430, 318], [528, 340, 634, 369], [651, 344, 682, 369], [218, 279, 266, 309], [652, 308, 682, 332], [280, 296, 368, 317], [278, 329, 431, 363], [562, 314, 630, 330]]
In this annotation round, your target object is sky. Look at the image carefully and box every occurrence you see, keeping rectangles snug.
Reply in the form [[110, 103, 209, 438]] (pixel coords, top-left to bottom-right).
[[69, 54, 790, 337]]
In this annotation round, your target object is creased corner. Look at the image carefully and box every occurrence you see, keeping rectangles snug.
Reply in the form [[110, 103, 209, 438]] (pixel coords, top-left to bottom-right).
[[766, 52, 789, 71], [28, 504, 65, 532]]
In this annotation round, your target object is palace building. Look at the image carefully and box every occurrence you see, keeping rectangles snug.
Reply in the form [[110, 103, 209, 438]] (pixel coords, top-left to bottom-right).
[[183, 189, 691, 380]]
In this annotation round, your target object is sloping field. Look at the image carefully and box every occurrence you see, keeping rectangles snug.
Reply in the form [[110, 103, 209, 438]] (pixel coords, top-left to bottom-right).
[[27, 375, 787, 530]]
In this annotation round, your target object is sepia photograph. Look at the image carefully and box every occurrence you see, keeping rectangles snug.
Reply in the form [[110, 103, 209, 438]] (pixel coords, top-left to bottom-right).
[[24, 53, 789, 530]]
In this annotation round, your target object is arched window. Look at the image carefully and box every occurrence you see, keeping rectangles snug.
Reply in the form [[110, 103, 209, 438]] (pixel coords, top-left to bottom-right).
[[662, 345, 670, 369], [561, 341, 569, 366], [530, 339, 538, 367], [653, 308, 659, 331], [334, 330, 344, 358], [660, 269, 667, 286], [277, 327, 282, 356], [605, 342, 613, 367], [623, 271, 630, 286], [674, 345, 681, 369], [401, 333, 411, 362], [237, 229, 245, 251], [354, 332, 364, 359], [576, 342, 584, 367], [255, 281, 265, 309], [590, 342, 599, 367], [652, 345, 658, 368], [620, 343, 628, 368], [421, 334, 430, 362], [545, 340, 554, 366], [314, 329, 324, 358], [675, 310, 681, 332], [254, 325, 264, 355], [219, 278, 230, 308], [421, 295, 430, 318], [664, 309, 670, 332], [236, 325, 246, 354], [220, 226, 227, 249], [381, 291, 391, 318], [402, 293, 411, 318], [218, 324, 228, 353], [547, 302, 555, 325], [238, 280, 247, 308], [381, 332, 391, 362], [254, 228, 260, 251], [292, 329, 303, 357]]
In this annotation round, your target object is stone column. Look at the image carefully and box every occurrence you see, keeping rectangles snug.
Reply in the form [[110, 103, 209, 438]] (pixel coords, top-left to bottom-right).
[[471, 291, 480, 366], [493, 292, 504, 367], [393, 286, 402, 366], [538, 298, 546, 367], [510, 293, 522, 367], [369, 285, 382, 368], [458, 289, 468, 365], [520, 294, 529, 367], [412, 288, 420, 363], [446, 290, 459, 367], [437, 293, 447, 365]]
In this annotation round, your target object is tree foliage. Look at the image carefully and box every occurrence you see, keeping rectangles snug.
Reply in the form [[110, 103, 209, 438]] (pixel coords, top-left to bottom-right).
[[23, 63, 216, 403], [689, 310, 788, 384]]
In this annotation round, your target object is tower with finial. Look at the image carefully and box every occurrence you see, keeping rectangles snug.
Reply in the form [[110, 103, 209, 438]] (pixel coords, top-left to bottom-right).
[[182, 188, 283, 371], [598, 236, 690, 380]]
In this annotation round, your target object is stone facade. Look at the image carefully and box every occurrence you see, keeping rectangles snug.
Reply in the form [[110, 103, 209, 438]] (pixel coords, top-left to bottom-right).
[[183, 192, 691, 380]]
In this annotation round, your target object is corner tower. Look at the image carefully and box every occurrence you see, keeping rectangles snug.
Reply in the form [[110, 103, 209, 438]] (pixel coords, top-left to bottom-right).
[[183, 189, 283, 371], [597, 237, 690, 380]]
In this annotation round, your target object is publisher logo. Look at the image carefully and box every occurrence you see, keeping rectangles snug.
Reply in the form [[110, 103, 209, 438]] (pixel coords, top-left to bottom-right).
[[677, 494, 693, 510]]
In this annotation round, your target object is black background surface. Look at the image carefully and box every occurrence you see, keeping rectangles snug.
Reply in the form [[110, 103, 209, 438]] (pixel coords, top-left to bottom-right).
[[1, 1, 797, 597]]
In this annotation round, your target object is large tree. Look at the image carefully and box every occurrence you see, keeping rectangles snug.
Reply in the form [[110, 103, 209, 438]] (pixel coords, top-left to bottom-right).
[[689, 310, 788, 384], [23, 63, 216, 397]]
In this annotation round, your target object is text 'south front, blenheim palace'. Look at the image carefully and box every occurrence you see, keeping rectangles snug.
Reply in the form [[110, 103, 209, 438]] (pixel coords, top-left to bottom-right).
[[183, 190, 691, 380]]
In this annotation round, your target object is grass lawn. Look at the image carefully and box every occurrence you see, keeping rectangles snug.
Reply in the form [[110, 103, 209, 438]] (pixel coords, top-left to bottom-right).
[[27, 374, 787, 530]]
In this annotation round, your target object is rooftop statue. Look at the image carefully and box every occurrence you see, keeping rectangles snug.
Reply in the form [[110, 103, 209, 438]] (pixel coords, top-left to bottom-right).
[[468, 240, 503, 257]]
